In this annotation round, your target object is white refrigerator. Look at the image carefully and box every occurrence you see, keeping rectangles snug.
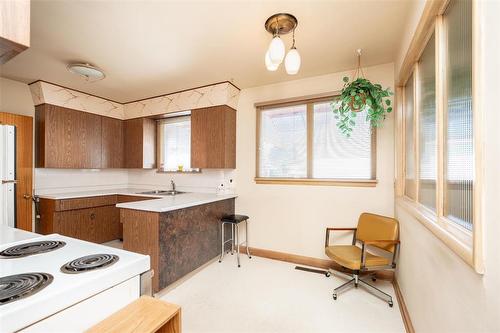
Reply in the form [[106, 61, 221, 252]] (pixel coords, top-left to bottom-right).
[[0, 124, 16, 228]]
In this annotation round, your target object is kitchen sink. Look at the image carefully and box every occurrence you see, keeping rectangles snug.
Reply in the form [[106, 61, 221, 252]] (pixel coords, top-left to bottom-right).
[[137, 190, 185, 196]]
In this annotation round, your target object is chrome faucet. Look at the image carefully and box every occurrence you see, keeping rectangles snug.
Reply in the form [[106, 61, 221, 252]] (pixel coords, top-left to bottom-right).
[[171, 180, 176, 192]]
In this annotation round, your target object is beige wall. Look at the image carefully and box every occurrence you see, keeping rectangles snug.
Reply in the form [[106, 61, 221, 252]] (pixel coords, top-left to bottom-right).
[[0, 77, 35, 116], [234, 62, 395, 259], [394, 1, 500, 331]]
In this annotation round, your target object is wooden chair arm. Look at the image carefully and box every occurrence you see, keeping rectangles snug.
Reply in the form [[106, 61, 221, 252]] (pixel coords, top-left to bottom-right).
[[325, 227, 357, 247]]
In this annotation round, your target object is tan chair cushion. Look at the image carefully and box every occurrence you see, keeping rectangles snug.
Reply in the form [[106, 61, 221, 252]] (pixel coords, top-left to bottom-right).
[[325, 245, 390, 270]]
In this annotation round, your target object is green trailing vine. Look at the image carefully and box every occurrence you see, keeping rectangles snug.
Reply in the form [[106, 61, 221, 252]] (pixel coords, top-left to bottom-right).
[[332, 76, 393, 137]]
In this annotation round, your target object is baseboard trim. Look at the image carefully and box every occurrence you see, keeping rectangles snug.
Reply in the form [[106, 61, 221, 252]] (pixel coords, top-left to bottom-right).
[[239, 246, 394, 281], [393, 278, 415, 333]]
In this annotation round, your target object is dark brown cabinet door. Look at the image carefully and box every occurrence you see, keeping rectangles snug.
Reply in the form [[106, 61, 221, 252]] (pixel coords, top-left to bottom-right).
[[55, 208, 97, 242], [94, 206, 121, 243], [191, 106, 236, 169], [124, 118, 156, 169], [101, 117, 124, 168], [36, 104, 102, 168]]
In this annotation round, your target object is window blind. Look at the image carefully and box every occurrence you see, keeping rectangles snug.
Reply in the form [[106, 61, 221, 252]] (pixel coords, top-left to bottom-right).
[[158, 116, 191, 171], [418, 33, 437, 211], [258, 104, 307, 178], [404, 73, 415, 198], [313, 101, 372, 179], [444, 0, 473, 230]]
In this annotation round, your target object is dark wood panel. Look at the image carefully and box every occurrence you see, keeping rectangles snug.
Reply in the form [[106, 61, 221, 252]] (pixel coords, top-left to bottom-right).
[[57, 195, 117, 211], [124, 118, 156, 169], [0, 112, 33, 231], [191, 106, 236, 169], [36, 104, 102, 168], [158, 199, 235, 289], [94, 205, 121, 243], [101, 117, 124, 168], [117, 195, 158, 203], [121, 209, 160, 291], [54, 208, 97, 242]]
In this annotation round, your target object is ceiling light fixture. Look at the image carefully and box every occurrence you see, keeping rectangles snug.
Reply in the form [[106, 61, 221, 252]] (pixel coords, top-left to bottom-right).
[[67, 63, 105, 81], [264, 13, 300, 75]]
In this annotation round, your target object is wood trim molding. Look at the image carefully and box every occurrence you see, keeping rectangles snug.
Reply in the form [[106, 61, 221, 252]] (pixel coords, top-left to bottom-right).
[[254, 91, 340, 109], [239, 246, 394, 281], [393, 278, 415, 333], [254, 178, 378, 187], [397, 0, 449, 86], [0, 112, 33, 231]]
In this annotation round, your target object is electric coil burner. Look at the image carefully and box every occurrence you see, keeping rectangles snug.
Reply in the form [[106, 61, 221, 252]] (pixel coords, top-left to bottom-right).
[[60, 254, 119, 274], [0, 241, 66, 258], [0, 273, 53, 305]]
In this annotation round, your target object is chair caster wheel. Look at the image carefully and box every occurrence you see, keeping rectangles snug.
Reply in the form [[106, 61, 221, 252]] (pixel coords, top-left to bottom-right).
[[333, 294, 337, 300], [355, 284, 358, 288], [325, 272, 331, 277], [249, 256, 252, 259], [372, 278, 377, 282], [218, 260, 221, 263], [388, 301, 394, 307], [238, 265, 241, 268]]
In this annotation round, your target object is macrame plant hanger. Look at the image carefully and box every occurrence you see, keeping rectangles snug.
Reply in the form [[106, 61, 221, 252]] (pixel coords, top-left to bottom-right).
[[351, 49, 365, 81]]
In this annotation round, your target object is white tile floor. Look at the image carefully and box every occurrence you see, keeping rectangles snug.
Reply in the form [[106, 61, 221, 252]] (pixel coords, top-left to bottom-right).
[[160, 255, 405, 333]]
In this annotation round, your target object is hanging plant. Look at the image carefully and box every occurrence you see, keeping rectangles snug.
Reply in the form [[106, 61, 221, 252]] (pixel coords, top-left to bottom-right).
[[331, 50, 393, 137]]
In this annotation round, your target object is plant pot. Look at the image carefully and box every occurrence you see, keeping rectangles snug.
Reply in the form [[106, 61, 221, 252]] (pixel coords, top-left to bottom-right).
[[349, 93, 366, 112]]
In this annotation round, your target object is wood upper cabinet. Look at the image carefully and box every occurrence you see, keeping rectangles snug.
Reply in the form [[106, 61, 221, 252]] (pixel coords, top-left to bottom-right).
[[191, 105, 236, 169], [36, 104, 102, 168], [0, 0, 30, 64], [102, 117, 124, 168], [124, 118, 156, 169]]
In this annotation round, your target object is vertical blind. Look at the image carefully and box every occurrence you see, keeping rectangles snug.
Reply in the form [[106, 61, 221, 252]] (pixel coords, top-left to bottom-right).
[[158, 116, 191, 171], [444, 0, 473, 230], [418, 33, 437, 211], [313, 101, 372, 179], [259, 104, 307, 178], [404, 73, 415, 198]]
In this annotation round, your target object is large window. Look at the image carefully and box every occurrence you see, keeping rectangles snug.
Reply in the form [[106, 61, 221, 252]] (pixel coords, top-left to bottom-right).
[[256, 97, 376, 184], [401, 0, 473, 232], [404, 73, 415, 199], [418, 33, 437, 212], [444, 0, 473, 230], [158, 116, 193, 172]]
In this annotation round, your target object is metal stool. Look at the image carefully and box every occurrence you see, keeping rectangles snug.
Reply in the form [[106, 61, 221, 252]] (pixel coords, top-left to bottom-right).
[[218, 214, 251, 267]]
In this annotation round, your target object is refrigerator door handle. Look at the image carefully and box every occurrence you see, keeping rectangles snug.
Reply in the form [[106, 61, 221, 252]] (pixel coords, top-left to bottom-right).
[[1, 180, 18, 184]]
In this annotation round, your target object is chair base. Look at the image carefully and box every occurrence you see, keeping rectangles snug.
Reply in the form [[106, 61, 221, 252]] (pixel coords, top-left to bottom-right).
[[328, 270, 393, 307]]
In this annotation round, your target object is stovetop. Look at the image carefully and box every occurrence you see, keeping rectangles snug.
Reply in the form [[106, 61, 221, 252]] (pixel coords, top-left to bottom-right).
[[0, 240, 66, 258], [0, 233, 150, 332], [0, 272, 53, 305]]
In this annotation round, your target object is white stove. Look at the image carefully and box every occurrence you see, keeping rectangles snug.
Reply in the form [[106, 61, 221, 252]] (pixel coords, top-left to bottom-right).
[[0, 231, 151, 332]]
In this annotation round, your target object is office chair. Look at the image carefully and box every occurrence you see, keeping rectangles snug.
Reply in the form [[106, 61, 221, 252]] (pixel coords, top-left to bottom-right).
[[324, 212, 400, 307]]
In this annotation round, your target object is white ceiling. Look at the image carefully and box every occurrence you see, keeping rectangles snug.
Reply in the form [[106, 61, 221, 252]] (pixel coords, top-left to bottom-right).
[[0, 0, 415, 103]]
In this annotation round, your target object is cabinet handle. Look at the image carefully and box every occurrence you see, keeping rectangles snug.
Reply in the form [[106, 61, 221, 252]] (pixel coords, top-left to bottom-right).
[[90, 213, 96, 220], [23, 194, 31, 199]]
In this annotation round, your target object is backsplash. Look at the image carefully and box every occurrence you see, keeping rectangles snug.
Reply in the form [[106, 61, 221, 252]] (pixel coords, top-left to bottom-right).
[[34, 169, 129, 195], [34, 168, 236, 195], [127, 169, 236, 194]]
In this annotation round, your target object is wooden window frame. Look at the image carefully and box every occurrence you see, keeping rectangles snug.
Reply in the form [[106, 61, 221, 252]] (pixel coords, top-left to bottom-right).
[[396, 0, 483, 273], [255, 94, 377, 187]]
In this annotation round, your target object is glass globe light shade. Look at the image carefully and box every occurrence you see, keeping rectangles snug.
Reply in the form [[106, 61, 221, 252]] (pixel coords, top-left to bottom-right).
[[268, 36, 285, 65], [285, 47, 301, 75], [265, 50, 279, 71]]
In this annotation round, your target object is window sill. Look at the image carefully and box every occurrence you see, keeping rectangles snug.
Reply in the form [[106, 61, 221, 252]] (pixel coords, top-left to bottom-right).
[[395, 196, 476, 270], [254, 178, 377, 187]]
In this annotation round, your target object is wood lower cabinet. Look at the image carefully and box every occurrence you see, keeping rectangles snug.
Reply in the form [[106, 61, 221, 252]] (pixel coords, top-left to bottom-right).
[[191, 105, 236, 169], [101, 117, 124, 168], [124, 118, 156, 169], [38, 195, 156, 244], [36, 104, 102, 168]]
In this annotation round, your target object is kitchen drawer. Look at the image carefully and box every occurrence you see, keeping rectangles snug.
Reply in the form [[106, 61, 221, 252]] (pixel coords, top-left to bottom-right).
[[56, 195, 118, 211]]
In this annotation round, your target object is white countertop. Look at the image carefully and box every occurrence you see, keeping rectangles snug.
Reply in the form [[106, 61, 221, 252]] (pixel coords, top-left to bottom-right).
[[116, 192, 237, 212], [36, 188, 162, 200]]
